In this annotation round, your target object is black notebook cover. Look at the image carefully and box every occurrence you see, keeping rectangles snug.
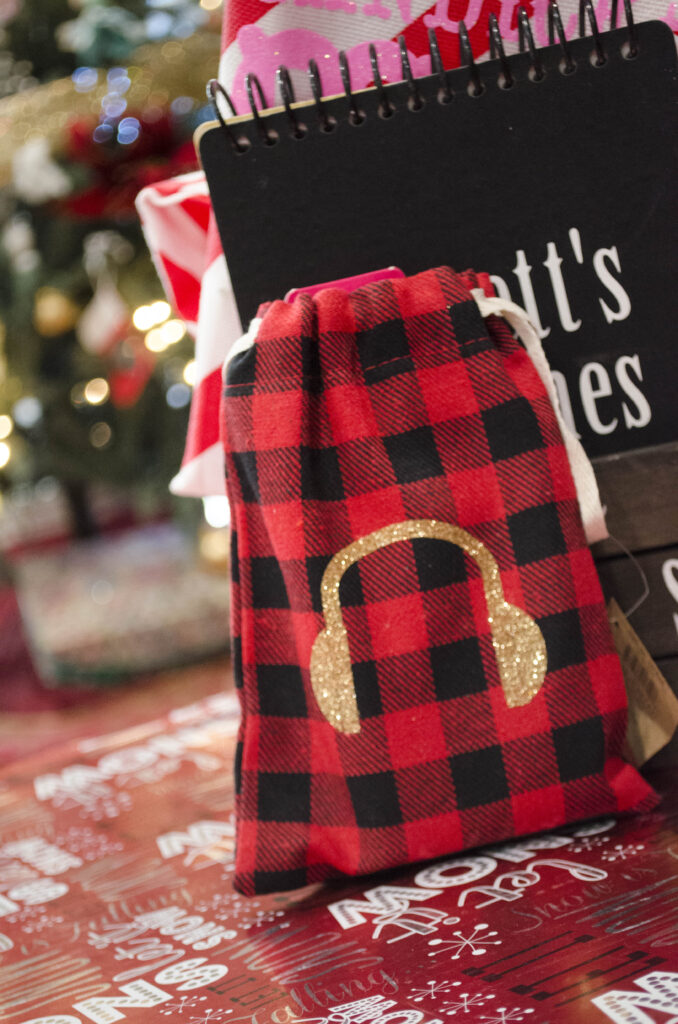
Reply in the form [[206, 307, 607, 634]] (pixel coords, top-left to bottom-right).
[[198, 21, 678, 457]]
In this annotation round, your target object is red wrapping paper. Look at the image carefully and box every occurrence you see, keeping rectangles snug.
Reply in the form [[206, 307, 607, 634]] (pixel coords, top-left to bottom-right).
[[0, 691, 676, 1024]]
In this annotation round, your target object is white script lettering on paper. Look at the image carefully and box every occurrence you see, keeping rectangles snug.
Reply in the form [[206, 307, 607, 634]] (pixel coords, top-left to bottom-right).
[[34, 723, 226, 809], [156, 819, 235, 865], [328, 833, 609, 938]]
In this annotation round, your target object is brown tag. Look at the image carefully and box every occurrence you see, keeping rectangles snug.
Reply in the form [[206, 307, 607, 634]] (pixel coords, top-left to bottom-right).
[[608, 598, 678, 766]]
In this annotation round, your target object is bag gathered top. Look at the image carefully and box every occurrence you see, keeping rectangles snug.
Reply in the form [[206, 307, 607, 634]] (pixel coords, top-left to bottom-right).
[[221, 266, 657, 896]]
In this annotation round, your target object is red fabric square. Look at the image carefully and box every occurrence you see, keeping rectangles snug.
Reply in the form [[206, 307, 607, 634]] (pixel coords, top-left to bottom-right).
[[489, 686, 551, 742], [392, 270, 446, 319], [326, 382, 380, 443], [309, 719, 342, 773], [385, 704, 448, 768], [588, 654, 630, 713], [510, 785, 566, 836], [450, 464, 505, 525], [252, 390, 302, 449], [404, 813, 464, 863], [546, 443, 580, 503], [308, 825, 361, 874], [240, 714, 260, 771], [367, 593, 428, 659], [570, 548, 607, 606], [345, 488, 407, 536], [315, 286, 358, 333], [417, 362, 479, 422]]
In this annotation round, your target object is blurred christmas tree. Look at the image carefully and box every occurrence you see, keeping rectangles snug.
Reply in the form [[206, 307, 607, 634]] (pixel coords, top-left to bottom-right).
[[0, 0, 220, 536]]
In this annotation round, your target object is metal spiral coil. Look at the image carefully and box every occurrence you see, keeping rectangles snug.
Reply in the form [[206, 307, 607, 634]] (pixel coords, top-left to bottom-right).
[[209, 0, 640, 151]]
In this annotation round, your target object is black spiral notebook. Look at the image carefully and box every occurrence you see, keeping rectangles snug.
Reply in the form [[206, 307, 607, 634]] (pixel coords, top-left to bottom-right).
[[197, 17, 678, 458]]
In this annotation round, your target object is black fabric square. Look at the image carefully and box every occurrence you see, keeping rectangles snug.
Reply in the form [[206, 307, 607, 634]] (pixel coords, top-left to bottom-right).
[[250, 556, 290, 609], [554, 718, 604, 781], [353, 660, 382, 718], [301, 334, 323, 393], [339, 561, 365, 607], [431, 637, 486, 700], [384, 426, 444, 484], [301, 446, 344, 501], [347, 771, 401, 828], [231, 451, 259, 503], [450, 746, 509, 809], [538, 608, 586, 671], [257, 664, 307, 717], [508, 503, 567, 565], [307, 556, 364, 612], [306, 555, 329, 613], [364, 357, 415, 384], [414, 537, 467, 590], [482, 398, 544, 462], [234, 740, 243, 794], [230, 530, 240, 584], [357, 319, 410, 369], [253, 867, 309, 893], [232, 636, 243, 689], [460, 337, 494, 356], [448, 299, 487, 345], [225, 346, 256, 392], [258, 772, 311, 822]]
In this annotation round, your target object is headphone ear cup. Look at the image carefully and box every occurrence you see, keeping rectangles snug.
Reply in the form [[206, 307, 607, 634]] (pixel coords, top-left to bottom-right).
[[310, 627, 361, 733], [491, 603, 547, 707]]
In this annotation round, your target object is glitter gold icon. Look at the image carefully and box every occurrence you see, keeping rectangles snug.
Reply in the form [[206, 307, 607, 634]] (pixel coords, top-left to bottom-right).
[[309, 519, 547, 734]]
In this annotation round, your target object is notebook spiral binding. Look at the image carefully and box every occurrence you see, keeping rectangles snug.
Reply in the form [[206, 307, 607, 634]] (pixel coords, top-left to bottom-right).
[[208, 0, 639, 152]]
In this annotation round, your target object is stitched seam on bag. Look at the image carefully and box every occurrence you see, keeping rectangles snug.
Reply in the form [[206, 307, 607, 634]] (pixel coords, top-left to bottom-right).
[[224, 356, 446, 392]]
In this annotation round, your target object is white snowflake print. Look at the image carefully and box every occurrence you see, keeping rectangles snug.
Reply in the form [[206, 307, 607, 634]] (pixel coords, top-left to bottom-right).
[[568, 835, 611, 854], [441, 988, 496, 1015], [160, 995, 208, 1014], [428, 922, 502, 959], [601, 842, 645, 863], [57, 825, 124, 861], [479, 1008, 535, 1023], [194, 892, 288, 930], [187, 1010, 233, 1024], [409, 979, 459, 1001], [4, 906, 64, 933]]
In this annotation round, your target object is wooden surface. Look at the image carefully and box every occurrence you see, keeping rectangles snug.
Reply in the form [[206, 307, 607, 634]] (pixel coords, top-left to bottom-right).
[[597, 547, 678, 658], [592, 441, 678, 556]]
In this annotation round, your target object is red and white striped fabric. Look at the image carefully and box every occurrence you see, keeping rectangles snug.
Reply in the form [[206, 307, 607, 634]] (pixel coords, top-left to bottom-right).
[[137, 0, 676, 498], [136, 173, 237, 496]]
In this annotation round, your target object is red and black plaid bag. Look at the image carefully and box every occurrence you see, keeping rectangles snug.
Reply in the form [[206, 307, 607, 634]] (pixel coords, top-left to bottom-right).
[[222, 266, 657, 896]]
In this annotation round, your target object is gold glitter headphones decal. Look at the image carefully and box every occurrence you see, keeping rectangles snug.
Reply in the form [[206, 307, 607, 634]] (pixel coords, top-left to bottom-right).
[[309, 519, 547, 734]]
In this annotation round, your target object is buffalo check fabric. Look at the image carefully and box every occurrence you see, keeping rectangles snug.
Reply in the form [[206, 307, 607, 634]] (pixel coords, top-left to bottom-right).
[[222, 266, 657, 896]]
